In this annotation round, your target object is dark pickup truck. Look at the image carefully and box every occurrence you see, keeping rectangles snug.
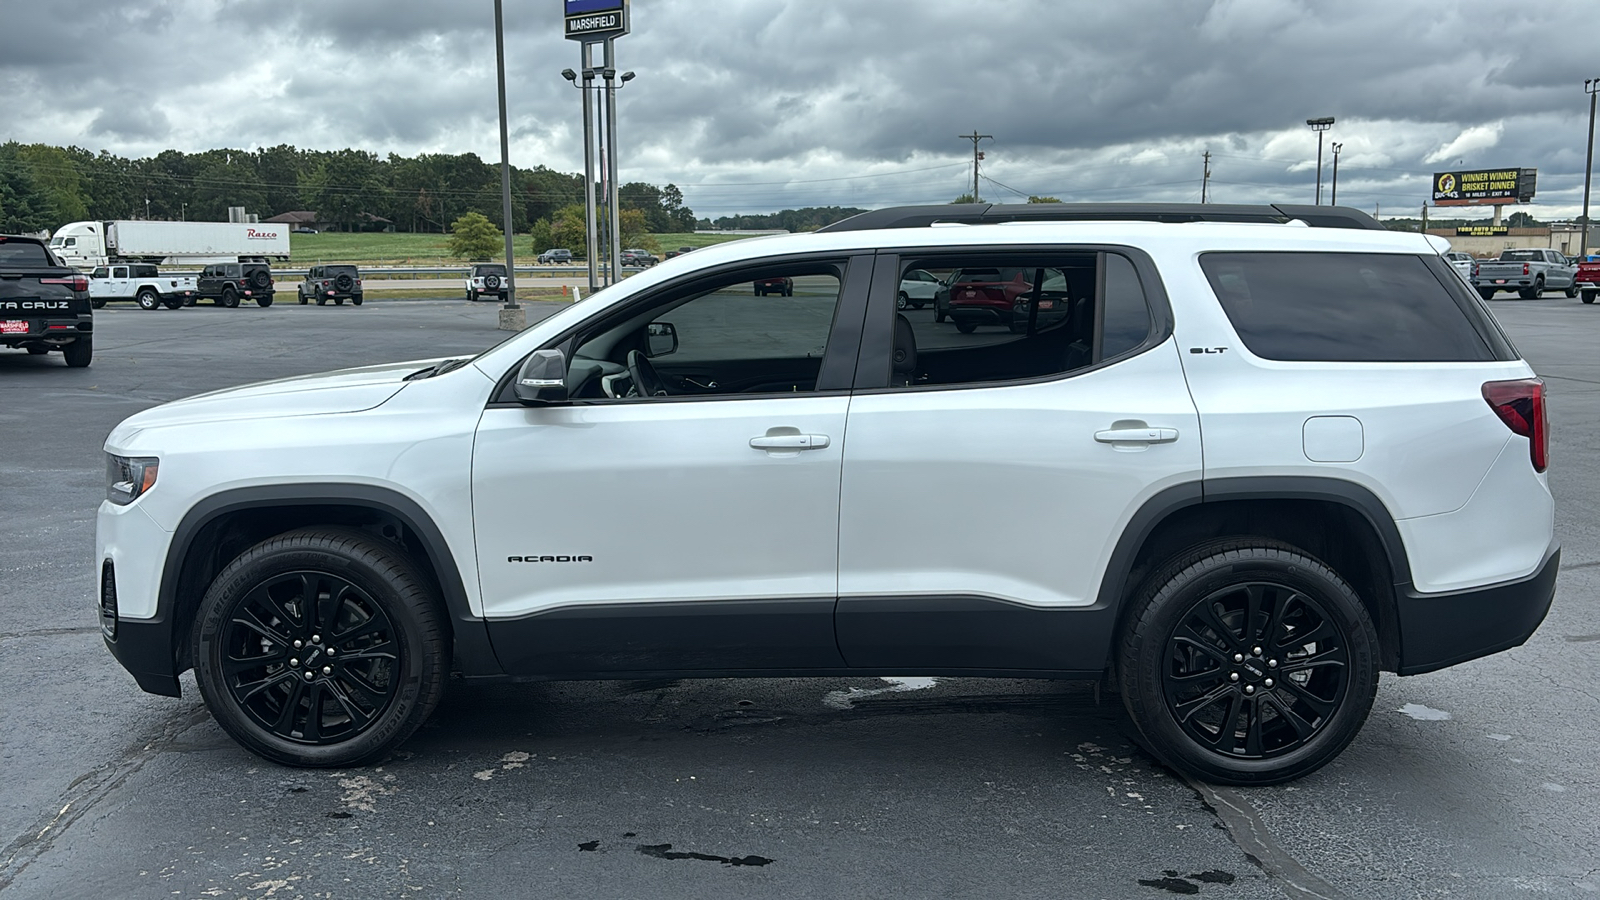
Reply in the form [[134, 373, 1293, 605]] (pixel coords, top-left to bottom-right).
[[0, 234, 93, 367]]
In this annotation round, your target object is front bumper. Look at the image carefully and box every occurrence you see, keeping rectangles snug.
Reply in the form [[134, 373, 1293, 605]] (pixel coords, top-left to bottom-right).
[[98, 500, 183, 697], [1395, 543, 1559, 675]]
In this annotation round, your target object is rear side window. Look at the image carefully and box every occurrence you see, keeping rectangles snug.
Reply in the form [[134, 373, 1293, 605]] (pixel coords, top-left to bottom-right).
[[0, 239, 51, 265], [1200, 252, 1496, 362]]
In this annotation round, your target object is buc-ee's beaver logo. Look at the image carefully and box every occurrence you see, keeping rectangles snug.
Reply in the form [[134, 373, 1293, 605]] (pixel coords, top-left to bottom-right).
[[1436, 173, 1457, 194]]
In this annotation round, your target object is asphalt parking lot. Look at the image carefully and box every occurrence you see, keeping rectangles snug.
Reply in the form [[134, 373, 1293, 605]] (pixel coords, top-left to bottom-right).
[[2, 295, 1597, 899]]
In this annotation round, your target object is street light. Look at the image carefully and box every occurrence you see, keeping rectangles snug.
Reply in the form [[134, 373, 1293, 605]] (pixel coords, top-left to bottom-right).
[[1582, 78, 1598, 260], [1306, 117, 1335, 205], [562, 59, 636, 288], [493, 0, 519, 325], [561, 61, 600, 293], [1330, 142, 1342, 206]]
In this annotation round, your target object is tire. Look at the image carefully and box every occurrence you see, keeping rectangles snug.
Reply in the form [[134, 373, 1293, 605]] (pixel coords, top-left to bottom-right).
[[484, 274, 501, 291], [352, 296, 363, 306], [62, 336, 92, 367], [784, 286, 793, 297], [1477, 288, 1495, 301], [334, 274, 355, 292], [257, 295, 273, 308], [1583, 291, 1597, 304], [249, 269, 271, 291], [912, 301, 926, 309], [1520, 278, 1542, 300], [91, 298, 107, 309], [163, 299, 183, 310], [221, 288, 239, 308], [317, 296, 327, 306], [136, 289, 160, 311], [190, 527, 448, 768], [334, 297, 344, 306], [753, 286, 762, 296], [299, 292, 309, 305], [1564, 283, 1578, 299], [1117, 540, 1379, 786], [466, 291, 477, 303], [897, 293, 909, 310], [956, 322, 977, 334]]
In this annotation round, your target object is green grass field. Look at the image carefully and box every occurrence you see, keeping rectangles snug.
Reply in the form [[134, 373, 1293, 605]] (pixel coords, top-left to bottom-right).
[[290, 231, 754, 267]]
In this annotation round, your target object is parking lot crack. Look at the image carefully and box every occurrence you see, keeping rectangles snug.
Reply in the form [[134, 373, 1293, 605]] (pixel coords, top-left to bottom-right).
[[1185, 777, 1354, 900], [0, 706, 210, 891]]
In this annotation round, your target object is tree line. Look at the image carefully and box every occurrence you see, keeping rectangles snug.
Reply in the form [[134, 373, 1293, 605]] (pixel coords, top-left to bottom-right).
[[0, 141, 698, 237]]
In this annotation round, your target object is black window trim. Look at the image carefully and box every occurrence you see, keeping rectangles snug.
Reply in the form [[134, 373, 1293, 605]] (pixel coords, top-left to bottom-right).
[[486, 250, 875, 408], [1198, 249, 1516, 364], [851, 243, 1174, 395]]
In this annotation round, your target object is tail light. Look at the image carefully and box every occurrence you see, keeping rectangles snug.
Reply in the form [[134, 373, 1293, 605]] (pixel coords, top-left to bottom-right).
[[42, 275, 89, 291], [1471, 263, 1479, 277], [1483, 378, 1547, 472], [1522, 263, 1530, 276]]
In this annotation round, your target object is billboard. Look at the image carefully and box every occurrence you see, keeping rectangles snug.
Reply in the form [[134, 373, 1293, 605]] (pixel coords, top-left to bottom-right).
[[1432, 168, 1537, 206], [565, 0, 629, 42]]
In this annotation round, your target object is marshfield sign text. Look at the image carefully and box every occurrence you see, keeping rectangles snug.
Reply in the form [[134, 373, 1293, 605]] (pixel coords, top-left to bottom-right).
[[564, 0, 629, 41]]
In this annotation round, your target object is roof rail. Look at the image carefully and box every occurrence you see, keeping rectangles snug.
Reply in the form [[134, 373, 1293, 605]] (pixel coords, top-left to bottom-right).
[[815, 203, 1387, 233]]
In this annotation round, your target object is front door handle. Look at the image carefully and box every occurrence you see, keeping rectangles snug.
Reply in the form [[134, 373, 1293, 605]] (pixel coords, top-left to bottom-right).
[[1095, 426, 1178, 444], [750, 433, 830, 451]]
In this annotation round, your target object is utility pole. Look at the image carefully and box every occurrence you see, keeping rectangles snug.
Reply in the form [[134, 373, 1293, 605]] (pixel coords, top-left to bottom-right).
[[603, 39, 622, 287], [959, 131, 992, 201], [1201, 151, 1212, 203], [1330, 142, 1342, 206], [1421, 202, 1429, 234], [1582, 78, 1598, 258], [1306, 117, 1335, 204]]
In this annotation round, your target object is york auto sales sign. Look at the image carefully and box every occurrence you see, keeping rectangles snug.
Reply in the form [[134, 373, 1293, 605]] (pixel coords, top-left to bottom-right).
[[564, 0, 629, 41]]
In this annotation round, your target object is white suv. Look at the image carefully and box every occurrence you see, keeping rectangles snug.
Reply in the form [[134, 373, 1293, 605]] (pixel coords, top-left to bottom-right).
[[97, 203, 1557, 784]]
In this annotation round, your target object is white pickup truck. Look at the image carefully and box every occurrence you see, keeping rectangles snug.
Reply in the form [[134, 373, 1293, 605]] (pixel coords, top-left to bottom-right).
[[87, 263, 198, 310]]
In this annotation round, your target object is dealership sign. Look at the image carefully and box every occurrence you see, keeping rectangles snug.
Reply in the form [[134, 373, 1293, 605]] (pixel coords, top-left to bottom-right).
[[564, 0, 629, 41], [1456, 225, 1511, 236], [1432, 168, 1537, 206]]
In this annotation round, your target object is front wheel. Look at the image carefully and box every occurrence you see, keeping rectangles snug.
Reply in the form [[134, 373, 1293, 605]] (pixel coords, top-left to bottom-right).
[[191, 527, 448, 768], [896, 293, 908, 310], [1564, 283, 1578, 299], [299, 293, 309, 305], [1117, 540, 1379, 786], [137, 289, 160, 311], [90, 298, 107, 309]]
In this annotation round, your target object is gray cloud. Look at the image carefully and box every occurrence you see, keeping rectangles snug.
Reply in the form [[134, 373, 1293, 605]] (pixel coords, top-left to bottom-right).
[[1, 0, 1596, 218]]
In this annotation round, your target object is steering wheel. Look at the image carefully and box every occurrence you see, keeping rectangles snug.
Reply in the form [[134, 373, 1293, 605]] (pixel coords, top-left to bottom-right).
[[625, 350, 669, 398]]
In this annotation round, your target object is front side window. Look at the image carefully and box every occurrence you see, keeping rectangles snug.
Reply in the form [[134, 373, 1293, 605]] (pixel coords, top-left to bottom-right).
[[91, 267, 109, 279], [565, 263, 844, 400], [878, 251, 1155, 389]]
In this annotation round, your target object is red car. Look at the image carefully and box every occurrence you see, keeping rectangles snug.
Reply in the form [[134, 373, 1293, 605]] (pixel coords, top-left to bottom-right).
[[937, 267, 1069, 333], [1577, 258, 1600, 304], [754, 276, 793, 297]]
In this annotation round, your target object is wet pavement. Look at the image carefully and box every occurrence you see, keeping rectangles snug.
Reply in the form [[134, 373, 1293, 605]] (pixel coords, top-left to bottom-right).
[[1, 296, 1596, 899]]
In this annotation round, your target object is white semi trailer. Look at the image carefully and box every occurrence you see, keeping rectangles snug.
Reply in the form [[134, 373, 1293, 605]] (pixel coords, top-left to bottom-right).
[[48, 220, 290, 269]]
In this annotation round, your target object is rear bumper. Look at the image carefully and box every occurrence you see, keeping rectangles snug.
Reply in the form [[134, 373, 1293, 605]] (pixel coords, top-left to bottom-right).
[[1395, 544, 1559, 675], [0, 316, 92, 343]]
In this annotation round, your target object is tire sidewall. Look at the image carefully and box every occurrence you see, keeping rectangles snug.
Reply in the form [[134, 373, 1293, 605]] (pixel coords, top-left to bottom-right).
[[192, 532, 442, 767], [1120, 546, 1379, 785]]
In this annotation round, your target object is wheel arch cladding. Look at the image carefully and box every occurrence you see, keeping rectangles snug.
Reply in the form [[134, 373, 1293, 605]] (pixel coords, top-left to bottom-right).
[[1105, 479, 1409, 673], [160, 485, 498, 684]]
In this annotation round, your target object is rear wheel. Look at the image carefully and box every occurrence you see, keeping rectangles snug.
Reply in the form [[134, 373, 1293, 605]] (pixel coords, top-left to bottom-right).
[[1520, 278, 1543, 300], [1117, 540, 1379, 786], [956, 322, 977, 334], [163, 298, 183, 310], [1583, 290, 1597, 304], [352, 296, 363, 306], [334, 297, 344, 306], [136, 289, 160, 311], [220, 288, 239, 308], [1477, 288, 1495, 301], [257, 295, 273, 308], [62, 337, 92, 367], [191, 527, 448, 768], [91, 298, 107, 309]]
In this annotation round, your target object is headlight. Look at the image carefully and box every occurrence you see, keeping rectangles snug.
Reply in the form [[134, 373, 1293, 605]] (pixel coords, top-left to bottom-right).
[[107, 455, 159, 505]]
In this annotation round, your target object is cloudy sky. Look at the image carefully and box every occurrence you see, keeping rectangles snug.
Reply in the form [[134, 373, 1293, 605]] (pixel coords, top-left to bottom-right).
[[2, 0, 1597, 220]]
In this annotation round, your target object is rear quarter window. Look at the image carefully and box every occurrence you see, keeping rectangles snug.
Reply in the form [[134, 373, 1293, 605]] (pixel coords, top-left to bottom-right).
[[0, 239, 51, 265], [1200, 252, 1501, 362]]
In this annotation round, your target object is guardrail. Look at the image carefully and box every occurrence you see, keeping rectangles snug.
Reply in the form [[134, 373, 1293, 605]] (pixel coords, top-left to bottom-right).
[[154, 264, 647, 279]]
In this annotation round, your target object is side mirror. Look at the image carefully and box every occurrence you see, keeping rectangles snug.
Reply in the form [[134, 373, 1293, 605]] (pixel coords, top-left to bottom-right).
[[513, 348, 569, 405], [645, 322, 678, 358]]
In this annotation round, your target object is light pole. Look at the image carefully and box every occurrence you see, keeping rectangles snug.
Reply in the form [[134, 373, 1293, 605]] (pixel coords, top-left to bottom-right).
[[493, 0, 521, 329], [1306, 117, 1335, 204], [561, 62, 600, 294], [1582, 78, 1598, 259], [1330, 142, 1342, 206]]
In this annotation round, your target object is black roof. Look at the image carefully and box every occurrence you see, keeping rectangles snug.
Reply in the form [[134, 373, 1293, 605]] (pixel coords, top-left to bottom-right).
[[816, 203, 1386, 233]]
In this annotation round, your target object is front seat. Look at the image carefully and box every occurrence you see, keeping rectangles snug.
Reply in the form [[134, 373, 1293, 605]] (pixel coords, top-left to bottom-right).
[[891, 313, 918, 386]]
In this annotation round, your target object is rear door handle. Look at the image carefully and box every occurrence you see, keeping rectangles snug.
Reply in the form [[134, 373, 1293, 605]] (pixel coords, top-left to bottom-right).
[[1095, 427, 1178, 444], [750, 434, 830, 450]]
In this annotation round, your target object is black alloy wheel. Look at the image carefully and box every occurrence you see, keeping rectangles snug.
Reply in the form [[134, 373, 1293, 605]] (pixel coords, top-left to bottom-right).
[[1118, 540, 1378, 785], [220, 287, 239, 308], [192, 528, 447, 767]]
